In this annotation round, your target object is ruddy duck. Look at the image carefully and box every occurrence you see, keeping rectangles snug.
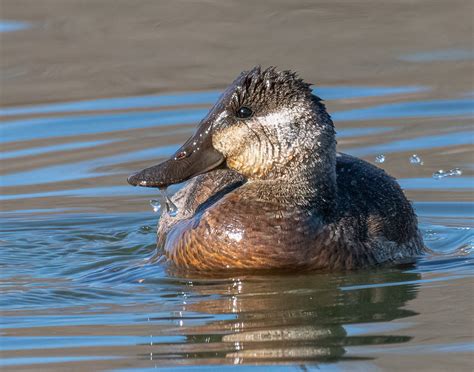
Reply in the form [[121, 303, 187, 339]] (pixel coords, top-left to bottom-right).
[[128, 67, 424, 271]]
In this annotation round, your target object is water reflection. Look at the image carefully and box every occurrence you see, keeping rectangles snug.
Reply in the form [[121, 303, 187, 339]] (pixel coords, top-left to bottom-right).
[[0, 20, 30, 33], [1, 0, 473, 368], [142, 269, 420, 365], [347, 130, 473, 156], [0, 85, 425, 117], [333, 98, 474, 122]]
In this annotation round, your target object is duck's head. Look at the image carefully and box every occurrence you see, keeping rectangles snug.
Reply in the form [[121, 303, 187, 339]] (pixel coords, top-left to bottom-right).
[[128, 66, 335, 188]]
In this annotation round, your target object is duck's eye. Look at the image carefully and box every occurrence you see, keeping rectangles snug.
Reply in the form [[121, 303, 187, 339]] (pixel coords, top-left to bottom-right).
[[236, 106, 253, 119], [174, 151, 187, 160]]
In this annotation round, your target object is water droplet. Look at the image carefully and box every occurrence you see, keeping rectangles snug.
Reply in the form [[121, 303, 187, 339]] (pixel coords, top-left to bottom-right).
[[409, 154, 423, 165], [150, 199, 163, 213], [160, 188, 178, 217], [375, 154, 385, 163], [150, 188, 178, 217], [139, 225, 152, 233], [432, 168, 462, 179], [450, 167, 463, 176], [432, 169, 446, 179]]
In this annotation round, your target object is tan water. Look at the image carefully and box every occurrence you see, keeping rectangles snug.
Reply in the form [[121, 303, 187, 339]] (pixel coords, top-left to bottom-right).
[[1, 1, 473, 370]]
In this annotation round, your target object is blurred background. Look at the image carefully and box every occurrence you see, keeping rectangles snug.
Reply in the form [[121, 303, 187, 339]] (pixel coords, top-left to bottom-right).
[[2, 0, 473, 105], [1, 1, 473, 370]]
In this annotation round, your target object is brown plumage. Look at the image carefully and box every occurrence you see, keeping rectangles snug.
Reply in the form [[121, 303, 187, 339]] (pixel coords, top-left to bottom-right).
[[129, 66, 425, 272]]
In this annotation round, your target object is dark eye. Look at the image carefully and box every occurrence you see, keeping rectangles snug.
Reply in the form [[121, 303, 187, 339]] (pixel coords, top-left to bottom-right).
[[174, 151, 187, 160], [236, 106, 253, 119]]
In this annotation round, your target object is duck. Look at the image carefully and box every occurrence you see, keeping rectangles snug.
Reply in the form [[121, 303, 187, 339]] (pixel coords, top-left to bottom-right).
[[128, 66, 424, 272]]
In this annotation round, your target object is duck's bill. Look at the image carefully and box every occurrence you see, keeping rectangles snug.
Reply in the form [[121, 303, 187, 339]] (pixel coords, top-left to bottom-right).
[[127, 127, 225, 188]]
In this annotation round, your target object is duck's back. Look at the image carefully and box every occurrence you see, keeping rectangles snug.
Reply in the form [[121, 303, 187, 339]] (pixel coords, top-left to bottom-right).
[[329, 153, 424, 265]]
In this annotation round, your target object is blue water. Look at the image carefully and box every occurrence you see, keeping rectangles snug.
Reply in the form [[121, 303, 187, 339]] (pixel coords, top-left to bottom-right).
[[0, 82, 473, 370], [0, 86, 425, 117], [0, 20, 30, 33]]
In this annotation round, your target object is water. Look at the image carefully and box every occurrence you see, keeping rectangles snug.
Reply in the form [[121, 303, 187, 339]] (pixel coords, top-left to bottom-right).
[[409, 154, 423, 165], [1, 1, 473, 370], [150, 199, 163, 213], [432, 168, 464, 180], [375, 154, 385, 164], [0, 20, 30, 33], [150, 189, 178, 217]]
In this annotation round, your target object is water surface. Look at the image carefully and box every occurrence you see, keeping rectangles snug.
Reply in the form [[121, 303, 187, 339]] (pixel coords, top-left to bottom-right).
[[1, 1, 473, 370]]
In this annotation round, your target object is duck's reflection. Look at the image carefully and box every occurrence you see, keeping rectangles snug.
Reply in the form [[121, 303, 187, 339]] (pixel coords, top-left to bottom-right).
[[152, 267, 420, 365]]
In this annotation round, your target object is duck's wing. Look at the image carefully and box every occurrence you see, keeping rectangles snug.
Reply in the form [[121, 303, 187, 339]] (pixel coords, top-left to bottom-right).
[[158, 169, 245, 243]]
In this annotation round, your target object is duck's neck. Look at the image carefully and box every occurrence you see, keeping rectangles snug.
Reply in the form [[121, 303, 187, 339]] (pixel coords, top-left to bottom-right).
[[240, 98, 338, 216], [249, 149, 337, 216]]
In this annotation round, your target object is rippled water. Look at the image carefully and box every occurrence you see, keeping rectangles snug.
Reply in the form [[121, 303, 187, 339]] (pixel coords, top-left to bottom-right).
[[1, 84, 472, 369], [1, 1, 474, 370]]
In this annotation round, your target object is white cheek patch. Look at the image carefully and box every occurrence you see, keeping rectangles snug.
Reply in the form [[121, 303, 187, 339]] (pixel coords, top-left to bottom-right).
[[255, 106, 322, 164], [256, 108, 300, 151], [257, 108, 294, 129], [212, 123, 249, 157]]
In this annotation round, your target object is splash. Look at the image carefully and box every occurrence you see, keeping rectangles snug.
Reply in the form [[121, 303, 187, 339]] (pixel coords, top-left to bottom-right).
[[432, 168, 462, 180], [409, 154, 423, 165], [375, 154, 385, 163], [149, 199, 164, 214], [150, 188, 178, 217]]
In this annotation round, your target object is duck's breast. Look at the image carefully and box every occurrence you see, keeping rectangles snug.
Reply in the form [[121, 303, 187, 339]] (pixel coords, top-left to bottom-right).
[[163, 183, 323, 271]]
